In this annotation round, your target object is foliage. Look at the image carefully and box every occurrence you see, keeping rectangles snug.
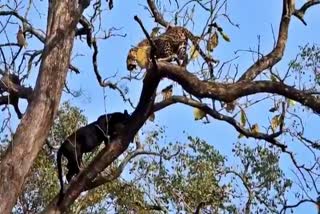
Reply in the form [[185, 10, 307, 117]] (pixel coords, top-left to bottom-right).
[[230, 143, 292, 213], [14, 149, 58, 213], [3, 103, 291, 213], [48, 102, 88, 144]]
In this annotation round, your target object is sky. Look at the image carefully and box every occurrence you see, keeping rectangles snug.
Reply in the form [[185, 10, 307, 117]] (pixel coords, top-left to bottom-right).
[[1, 0, 320, 213]]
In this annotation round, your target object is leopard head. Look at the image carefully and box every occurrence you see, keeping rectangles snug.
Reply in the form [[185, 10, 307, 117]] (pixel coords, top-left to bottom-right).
[[127, 39, 151, 71], [126, 47, 138, 71]]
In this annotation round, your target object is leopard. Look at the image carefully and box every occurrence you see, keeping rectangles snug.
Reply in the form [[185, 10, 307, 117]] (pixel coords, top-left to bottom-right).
[[126, 26, 197, 71], [126, 25, 216, 71], [164, 26, 216, 65]]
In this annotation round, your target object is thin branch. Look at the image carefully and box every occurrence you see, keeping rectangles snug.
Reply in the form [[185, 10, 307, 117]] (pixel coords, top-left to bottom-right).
[[134, 15, 158, 70], [293, 0, 320, 25], [147, 0, 169, 27], [0, 11, 83, 74], [76, 15, 93, 48], [280, 199, 315, 214], [91, 38, 107, 87], [86, 137, 180, 190], [86, 149, 161, 190], [153, 96, 287, 150], [90, 39, 134, 107]]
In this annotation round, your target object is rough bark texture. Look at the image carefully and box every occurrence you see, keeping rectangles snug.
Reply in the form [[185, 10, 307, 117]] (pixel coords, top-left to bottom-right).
[[0, 1, 83, 213], [157, 62, 320, 113]]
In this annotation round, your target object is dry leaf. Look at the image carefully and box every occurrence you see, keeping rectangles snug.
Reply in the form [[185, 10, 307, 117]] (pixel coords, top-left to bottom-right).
[[161, 85, 173, 100], [271, 115, 281, 132], [193, 108, 206, 120], [207, 32, 219, 52], [17, 26, 27, 48], [251, 123, 260, 134], [148, 112, 155, 122], [189, 45, 199, 60]]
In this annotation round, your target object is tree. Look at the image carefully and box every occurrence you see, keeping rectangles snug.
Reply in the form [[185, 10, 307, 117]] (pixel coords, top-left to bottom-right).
[[0, 0, 320, 213], [4, 103, 291, 213]]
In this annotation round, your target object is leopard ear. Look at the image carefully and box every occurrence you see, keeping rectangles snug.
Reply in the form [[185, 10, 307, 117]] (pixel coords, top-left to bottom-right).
[[124, 110, 129, 117]]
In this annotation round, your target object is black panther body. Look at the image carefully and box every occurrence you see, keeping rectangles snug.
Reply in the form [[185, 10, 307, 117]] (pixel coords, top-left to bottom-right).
[[57, 110, 130, 203]]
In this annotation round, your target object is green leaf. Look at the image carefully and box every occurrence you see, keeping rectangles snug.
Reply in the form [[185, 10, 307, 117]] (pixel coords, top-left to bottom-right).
[[150, 27, 161, 37], [240, 109, 246, 127], [270, 74, 278, 82], [287, 99, 296, 107], [219, 31, 231, 42]]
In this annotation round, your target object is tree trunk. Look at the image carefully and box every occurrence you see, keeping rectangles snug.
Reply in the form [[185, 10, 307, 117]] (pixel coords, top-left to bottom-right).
[[0, 1, 84, 213]]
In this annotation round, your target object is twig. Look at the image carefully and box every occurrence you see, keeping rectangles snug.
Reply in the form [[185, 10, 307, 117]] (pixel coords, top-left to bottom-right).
[[134, 15, 158, 70]]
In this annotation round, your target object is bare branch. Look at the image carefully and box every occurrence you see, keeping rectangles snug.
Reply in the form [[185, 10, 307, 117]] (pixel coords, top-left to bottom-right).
[[76, 15, 93, 48], [91, 39, 107, 87], [90, 39, 134, 107], [86, 149, 164, 190], [293, 0, 320, 25], [0, 71, 33, 101], [134, 15, 158, 70], [147, 0, 169, 27], [0, 95, 23, 119], [280, 199, 315, 214], [0, 11, 84, 74], [238, 0, 294, 81], [153, 95, 287, 150]]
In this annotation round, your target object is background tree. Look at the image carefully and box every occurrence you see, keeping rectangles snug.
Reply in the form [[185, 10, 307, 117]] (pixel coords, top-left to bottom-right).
[[0, 0, 320, 213], [1, 102, 290, 213]]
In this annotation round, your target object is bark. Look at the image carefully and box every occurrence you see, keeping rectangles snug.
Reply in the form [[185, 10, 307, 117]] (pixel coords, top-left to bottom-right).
[[157, 62, 320, 113], [0, 1, 85, 213]]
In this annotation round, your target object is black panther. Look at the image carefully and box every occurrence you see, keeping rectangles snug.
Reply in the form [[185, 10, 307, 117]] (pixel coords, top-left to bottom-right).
[[57, 110, 130, 203]]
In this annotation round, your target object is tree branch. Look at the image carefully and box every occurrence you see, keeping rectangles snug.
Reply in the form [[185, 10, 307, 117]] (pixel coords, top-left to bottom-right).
[[238, 0, 294, 81], [147, 0, 169, 27], [153, 96, 287, 150], [0, 11, 46, 42], [86, 150, 163, 190], [90, 38, 135, 107], [44, 66, 161, 212], [76, 15, 93, 47], [293, 0, 320, 25], [0, 11, 82, 74], [280, 199, 315, 214], [156, 62, 320, 114], [0, 71, 33, 101]]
